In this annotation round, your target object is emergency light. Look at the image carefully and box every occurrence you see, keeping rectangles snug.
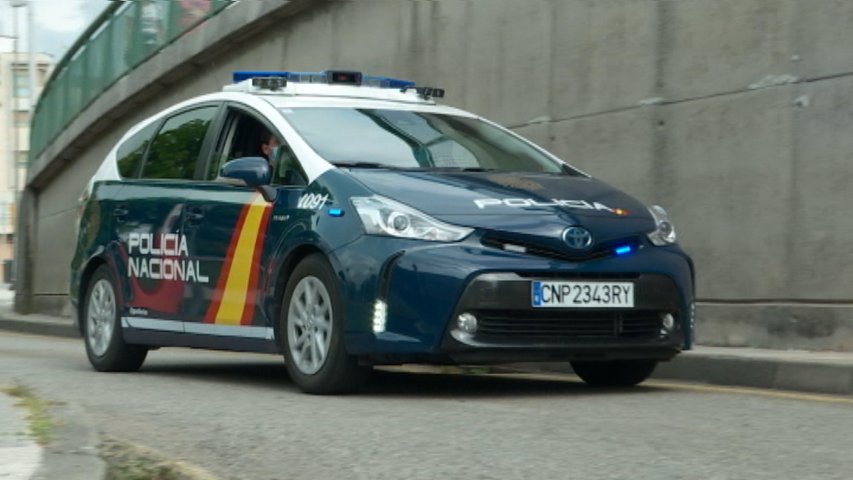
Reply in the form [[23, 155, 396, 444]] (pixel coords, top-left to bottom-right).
[[230, 70, 441, 97], [232, 71, 289, 83]]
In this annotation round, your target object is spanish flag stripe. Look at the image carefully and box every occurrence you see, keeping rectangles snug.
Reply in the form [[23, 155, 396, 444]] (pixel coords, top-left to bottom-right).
[[240, 204, 273, 326], [213, 194, 270, 326], [202, 197, 255, 324]]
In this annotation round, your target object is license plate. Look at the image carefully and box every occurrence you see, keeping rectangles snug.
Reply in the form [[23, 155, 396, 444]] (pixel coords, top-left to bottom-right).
[[531, 281, 634, 308]]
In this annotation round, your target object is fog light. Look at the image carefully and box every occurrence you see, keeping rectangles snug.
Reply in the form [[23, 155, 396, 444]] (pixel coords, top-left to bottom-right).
[[457, 313, 478, 334], [372, 299, 387, 333], [661, 313, 675, 332]]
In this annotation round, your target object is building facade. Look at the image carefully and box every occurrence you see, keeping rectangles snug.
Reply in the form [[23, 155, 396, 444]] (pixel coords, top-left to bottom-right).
[[0, 36, 52, 283]]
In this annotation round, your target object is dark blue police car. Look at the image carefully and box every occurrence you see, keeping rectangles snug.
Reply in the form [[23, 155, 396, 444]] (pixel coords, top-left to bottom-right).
[[71, 70, 695, 394]]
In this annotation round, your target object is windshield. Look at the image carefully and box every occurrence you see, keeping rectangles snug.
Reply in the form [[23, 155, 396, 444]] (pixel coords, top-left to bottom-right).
[[280, 107, 576, 174]]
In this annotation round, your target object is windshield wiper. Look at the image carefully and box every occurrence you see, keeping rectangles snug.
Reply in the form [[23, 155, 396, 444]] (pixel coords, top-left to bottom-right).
[[332, 162, 500, 172], [426, 166, 499, 172], [332, 161, 393, 169]]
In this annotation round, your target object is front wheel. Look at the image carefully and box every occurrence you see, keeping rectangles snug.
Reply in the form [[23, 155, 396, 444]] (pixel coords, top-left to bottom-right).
[[280, 254, 370, 394], [83, 265, 147, 372], [570, 360, 657, 387]]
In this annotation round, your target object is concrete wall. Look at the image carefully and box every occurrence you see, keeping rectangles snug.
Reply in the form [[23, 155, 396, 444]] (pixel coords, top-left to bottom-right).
[[20, 0, 853, 350]]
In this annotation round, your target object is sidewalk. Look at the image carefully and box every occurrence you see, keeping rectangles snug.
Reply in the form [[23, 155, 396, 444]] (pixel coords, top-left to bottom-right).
[[1, 302, 851, 396], [0, 392, 42, 480], [0, 293, 108, 480], [0, 384, 107, 480]]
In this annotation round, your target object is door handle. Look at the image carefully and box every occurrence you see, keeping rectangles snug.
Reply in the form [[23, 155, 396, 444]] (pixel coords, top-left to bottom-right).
[[113, 205, 128, 223], [185, 207, 204, 226]]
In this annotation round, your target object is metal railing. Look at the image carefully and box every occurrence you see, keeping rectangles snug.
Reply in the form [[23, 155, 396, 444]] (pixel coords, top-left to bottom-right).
[[29, 0, 232, 163]]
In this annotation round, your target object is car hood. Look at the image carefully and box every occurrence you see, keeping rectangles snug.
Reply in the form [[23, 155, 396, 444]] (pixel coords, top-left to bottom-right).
[[348, 170, 657, 244]]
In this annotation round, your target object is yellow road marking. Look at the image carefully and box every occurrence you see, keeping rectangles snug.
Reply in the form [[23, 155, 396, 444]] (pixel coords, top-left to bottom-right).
[[644, 379, 853, 405], [388, 366, 853, 405], [488, 371, 853, 406]]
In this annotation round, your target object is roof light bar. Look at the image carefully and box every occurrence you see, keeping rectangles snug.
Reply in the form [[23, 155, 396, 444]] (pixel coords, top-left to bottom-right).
[[328, 70, 362, 85], [252, 77, 287, 91], [363, 76, 416, 89], [233, 71, 289, 83], [229, 70, 442, 96], [286, 70, 363, 85], [234, 70, 371, 86]]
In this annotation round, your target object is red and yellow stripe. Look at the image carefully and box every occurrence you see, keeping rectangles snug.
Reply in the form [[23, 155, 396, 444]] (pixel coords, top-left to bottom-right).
[[204, 193, 272, 326]]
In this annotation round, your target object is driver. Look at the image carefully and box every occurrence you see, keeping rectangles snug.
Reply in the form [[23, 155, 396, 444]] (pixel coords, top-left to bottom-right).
[[259, 130, 280, 167]]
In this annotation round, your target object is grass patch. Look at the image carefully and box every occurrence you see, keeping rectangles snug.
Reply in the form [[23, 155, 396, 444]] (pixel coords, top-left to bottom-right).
[[1, 383, 56, 446], [102, 443, 176, 480], [101, 437, 218, 480]]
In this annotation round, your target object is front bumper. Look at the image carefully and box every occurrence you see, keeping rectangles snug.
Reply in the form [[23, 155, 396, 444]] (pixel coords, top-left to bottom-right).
[[336, 235, 694, 363], [439, 272, 684, 364]]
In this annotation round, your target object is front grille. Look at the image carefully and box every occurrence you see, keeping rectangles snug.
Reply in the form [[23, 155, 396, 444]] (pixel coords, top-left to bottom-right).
[[481, 233, 641, 263], [515, 271, 641, 280], [474, 309, 666, 340]]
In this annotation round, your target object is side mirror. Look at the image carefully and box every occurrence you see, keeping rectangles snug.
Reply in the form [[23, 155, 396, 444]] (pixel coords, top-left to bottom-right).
[[220, 157, 271, 187]]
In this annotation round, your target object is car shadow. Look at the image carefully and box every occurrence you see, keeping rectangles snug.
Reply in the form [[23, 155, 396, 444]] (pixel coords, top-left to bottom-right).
[[362, 368, 668, 399], [134, 354, 670, 398], [137, 357, 294, 391]]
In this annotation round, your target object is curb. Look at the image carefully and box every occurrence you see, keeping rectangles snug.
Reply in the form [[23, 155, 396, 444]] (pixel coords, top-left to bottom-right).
[[0, 316, 77, 339], [503, 349, 853, 396], [655, 351, 853, 395]]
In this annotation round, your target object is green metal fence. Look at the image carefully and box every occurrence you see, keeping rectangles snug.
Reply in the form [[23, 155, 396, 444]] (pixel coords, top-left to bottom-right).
[[30, 0, 232, 164]]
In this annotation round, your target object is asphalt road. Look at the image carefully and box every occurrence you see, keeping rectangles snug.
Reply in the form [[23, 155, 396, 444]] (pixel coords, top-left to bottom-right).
[[1, 332, 851, 480]]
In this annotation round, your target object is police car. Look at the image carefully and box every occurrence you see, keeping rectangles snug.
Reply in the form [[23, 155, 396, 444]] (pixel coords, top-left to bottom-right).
[[71, 70, 695, 394]]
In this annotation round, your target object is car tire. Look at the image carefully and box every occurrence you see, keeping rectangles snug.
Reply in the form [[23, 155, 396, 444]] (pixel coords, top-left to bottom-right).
[[570, 360, 657, 387], [280, 254, 370, 394], [83, 265, 147, 372]]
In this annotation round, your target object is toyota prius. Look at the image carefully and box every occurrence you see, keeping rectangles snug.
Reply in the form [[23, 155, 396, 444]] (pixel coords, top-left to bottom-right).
[[70, 70, 695, 394]]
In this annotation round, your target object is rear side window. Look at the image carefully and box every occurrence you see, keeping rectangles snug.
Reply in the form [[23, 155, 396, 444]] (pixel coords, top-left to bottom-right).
[[142, 106, 218, 180], [116, 122, 157, 178]]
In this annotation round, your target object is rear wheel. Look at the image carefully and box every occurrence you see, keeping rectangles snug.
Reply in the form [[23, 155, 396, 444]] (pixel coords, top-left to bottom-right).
[[83, 265, 147, 372], [280, 254, 370, 394], [571, 360, 657, 387]]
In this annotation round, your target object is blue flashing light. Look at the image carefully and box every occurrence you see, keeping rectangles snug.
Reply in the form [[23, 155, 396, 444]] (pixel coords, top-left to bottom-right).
[[328, 208, 344, 217], [363, 76, 416, 89], [288, 71, 334, 84], [232, 71, 290, 83], [615, 245, 633, 256]]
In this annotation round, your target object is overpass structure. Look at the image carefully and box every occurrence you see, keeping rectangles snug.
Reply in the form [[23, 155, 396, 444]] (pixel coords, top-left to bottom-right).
[[19, 0, 853, 351]]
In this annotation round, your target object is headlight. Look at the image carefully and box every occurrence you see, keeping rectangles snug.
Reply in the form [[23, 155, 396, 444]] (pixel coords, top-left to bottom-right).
[[647, 205, 677, 246], [351, 195, 473, 242]]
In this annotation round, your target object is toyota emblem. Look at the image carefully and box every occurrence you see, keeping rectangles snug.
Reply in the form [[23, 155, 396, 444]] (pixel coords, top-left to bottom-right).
[[563, 226, 593, 250]]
